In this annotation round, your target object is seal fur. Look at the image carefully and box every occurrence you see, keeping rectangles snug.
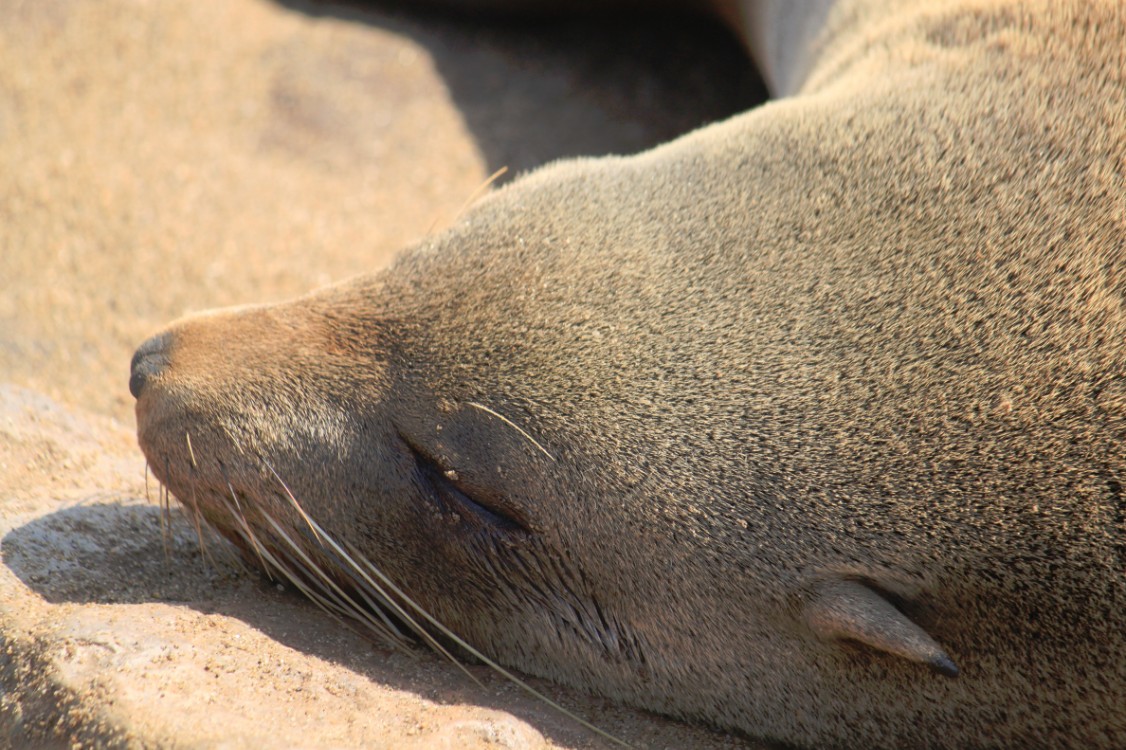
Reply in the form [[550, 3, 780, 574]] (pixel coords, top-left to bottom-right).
[[132, 1, 1126, 747]]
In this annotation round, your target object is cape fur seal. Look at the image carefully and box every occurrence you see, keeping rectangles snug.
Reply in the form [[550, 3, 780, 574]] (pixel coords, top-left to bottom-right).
[[131, 1, 1126, 747]]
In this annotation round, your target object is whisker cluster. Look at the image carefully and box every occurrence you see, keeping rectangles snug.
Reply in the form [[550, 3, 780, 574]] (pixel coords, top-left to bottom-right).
[[143, 445, 627, 747]]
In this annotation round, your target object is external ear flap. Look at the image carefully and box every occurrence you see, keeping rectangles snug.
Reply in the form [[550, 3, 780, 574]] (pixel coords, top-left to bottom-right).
[[805, 579, 959, 677]]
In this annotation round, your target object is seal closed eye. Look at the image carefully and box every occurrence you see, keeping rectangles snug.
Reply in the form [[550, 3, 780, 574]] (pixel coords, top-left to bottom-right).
[[130, 1, 1126, 747], [405, 435, 532, 534]]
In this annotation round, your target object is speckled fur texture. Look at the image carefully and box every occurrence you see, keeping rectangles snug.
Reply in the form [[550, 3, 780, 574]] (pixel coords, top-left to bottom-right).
[[132, 1, 1126, 747]]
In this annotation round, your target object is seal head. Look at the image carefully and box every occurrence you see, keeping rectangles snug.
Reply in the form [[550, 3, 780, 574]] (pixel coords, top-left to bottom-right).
[[133, 3, 1126, 747]]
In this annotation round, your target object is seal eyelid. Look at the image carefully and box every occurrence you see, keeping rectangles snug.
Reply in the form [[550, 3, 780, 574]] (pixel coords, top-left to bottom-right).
[[400, 435, 531, 535]]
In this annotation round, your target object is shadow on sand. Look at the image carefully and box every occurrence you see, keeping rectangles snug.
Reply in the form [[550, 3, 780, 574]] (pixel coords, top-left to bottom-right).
[[268, 0, 767, 180]]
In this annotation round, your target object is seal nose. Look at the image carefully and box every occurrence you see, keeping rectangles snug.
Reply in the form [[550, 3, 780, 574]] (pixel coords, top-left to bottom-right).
[[129, 332, 172, 399]]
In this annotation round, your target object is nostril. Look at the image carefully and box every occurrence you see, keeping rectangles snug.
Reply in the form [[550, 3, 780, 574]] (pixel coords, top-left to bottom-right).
[[129, 332, 173, 399]]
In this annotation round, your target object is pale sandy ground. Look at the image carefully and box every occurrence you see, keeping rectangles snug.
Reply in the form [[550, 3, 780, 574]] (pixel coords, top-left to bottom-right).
[[0, 0, 768, 747]]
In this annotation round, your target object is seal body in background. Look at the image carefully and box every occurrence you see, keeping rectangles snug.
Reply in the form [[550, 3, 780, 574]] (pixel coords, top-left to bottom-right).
[[131, 1, 1126, 747]]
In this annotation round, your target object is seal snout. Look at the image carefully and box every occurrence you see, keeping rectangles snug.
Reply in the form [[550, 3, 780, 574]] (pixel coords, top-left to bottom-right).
[[129, 331, 173, 399]]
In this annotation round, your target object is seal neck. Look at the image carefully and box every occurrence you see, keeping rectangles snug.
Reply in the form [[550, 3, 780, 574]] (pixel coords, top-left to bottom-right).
[[722, 0, 836, 96], [727, 0, 1014, 97]]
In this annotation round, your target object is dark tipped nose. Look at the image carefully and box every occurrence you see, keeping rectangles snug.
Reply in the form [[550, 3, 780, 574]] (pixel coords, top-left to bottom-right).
[[129, 332, 172, 399]]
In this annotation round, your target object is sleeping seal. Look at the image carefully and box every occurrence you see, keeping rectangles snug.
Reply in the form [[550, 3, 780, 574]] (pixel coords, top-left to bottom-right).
[[130, 0, 1126, 747]]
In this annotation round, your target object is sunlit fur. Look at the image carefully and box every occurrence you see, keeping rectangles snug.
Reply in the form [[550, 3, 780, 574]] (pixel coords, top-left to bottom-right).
[[134, 1, 1126, 747]]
